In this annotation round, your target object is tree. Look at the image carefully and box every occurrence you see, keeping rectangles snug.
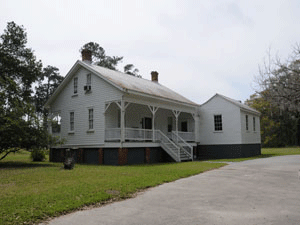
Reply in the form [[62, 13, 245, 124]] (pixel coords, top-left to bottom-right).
[[246, 93, 298, 147], [255, 46, 300, 113], [124, 64, 141, 77], [35, 65, 64, 128], [0, 21, 44, 160], [80, 42, 141, 77], [254, 45, 300, 145]]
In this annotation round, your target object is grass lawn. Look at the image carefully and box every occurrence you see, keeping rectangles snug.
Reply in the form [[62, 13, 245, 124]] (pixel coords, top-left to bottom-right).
[[0, 151, 226, 225], [204, 146, 300, 162]]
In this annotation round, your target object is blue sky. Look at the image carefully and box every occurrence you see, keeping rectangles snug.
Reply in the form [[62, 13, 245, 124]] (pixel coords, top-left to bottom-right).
[[1, 0, 300, 103]]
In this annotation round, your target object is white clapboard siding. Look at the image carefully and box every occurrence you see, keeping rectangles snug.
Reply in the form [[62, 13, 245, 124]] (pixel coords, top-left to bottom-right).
[[105, 103, 119, 129], [50, 67, 122, 147], [199, 95, 242, 145], [240, 110, 261, 144]]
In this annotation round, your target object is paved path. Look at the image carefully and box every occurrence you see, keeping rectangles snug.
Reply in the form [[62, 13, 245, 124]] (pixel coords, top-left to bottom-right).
[[45, 156, 300, 225]]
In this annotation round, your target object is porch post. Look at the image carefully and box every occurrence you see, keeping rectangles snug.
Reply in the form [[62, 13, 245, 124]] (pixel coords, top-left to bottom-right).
[[116, 100, 130, 143], [193, 113, 200, 142], [120, 100, 125, 142], [148, 106, 158, 142], [172, 110, 181, 141]]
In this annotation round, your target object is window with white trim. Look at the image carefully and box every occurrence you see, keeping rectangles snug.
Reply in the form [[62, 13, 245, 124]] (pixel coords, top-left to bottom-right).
[[253, 117, 256, 132], [52, 112, 61, 133], [246, 115, 249, 131], [74, 77, 78, 94], [88, 109, 93, 130], [214, 115, 222, 131], [87, 73, 91, 86], [70, 112, 74, 131]]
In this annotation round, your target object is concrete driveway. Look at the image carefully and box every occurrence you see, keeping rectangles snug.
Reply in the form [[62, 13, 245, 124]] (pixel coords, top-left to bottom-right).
[[45, 155, 300, 225]]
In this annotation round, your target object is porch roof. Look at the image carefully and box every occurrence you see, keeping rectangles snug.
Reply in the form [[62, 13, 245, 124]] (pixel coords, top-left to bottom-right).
[[82, 61, 198, 106]]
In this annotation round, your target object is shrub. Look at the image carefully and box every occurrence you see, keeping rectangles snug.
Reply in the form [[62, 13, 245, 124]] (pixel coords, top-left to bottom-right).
[[31, 148, 46, 162]]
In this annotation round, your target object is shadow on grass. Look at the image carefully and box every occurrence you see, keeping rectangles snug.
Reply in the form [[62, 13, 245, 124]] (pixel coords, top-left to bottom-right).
[[259, 154, 276, 158], [0, 161, 58, 169], [198, 153, 277, 162]]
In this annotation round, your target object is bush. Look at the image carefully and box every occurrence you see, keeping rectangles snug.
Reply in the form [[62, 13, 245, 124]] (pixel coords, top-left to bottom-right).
[[31, 148, 46, 161]]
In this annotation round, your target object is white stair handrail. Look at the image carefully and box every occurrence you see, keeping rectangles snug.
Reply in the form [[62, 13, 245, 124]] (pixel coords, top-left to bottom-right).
[[172, 131, 193, 160], [156, 130, 180, 162]]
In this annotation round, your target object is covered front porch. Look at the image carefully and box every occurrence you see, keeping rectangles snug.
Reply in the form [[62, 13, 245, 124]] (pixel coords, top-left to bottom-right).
[[105, 100, 196, 143], [104, 100, 199, 162]]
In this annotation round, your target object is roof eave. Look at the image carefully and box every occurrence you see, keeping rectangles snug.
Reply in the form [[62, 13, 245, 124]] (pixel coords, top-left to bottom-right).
[[126, 89, 199, 108]]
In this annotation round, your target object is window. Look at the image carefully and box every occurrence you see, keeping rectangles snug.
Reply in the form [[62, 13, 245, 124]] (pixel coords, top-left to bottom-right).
[[89, 109, 93, 130], [87, 73, 91, 86], [246, 115, 249, 131], [70, 112, 74, 131], [52, 112, 61, 133], [168, 117, 173, 132], [74, 77, 78, 94], [214, 115, 222, 131], [253, 117, 256, 132]]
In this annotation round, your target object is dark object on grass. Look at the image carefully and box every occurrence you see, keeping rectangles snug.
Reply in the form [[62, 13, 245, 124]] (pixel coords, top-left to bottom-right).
[[64, 149, 75, 169]]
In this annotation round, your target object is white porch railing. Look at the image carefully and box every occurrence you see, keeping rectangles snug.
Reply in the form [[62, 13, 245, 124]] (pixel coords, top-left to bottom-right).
[[105, 128, 193, 162], [177, 131, 195, 142], [125, 128, 153, 141], [105, 128, 153, 141], [105, 128, 121, 141], [105, 128, 195, 143]]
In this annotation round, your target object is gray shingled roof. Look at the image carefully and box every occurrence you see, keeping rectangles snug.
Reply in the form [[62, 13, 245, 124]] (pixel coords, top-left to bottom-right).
[[83, 62, 198, 106]]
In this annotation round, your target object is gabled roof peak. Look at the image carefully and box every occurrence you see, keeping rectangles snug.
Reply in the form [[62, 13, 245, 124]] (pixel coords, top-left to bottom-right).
[[201, 93, 261, 115]]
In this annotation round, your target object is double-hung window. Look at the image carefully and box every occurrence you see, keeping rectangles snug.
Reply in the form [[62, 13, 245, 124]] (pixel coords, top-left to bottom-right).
[[88, 109, 93, 130], [74, 77, 78, 94], [214, 115, 222, 131], [87, 74, 91, 86], [70, 112, 74, 131]]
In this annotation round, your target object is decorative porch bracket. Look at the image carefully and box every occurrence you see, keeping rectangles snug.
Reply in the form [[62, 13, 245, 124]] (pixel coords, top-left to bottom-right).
[[172, 110, 181, 142], [118, 101, 130, 142], [148, 105, 159, 141], [105, 100, 130, 143]]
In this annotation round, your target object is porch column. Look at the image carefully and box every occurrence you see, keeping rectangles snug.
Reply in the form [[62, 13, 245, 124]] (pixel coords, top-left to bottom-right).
[[148, 106, 159, 141], [117, 100, 130, 143], [120, 100, 125, 142], [192, 113, 200, 142], [172, 110, 181, 140]]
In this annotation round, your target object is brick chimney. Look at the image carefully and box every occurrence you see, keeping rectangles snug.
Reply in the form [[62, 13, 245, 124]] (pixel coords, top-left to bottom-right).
[[151, 71, 158, 82], [81, 49, 92, 64]]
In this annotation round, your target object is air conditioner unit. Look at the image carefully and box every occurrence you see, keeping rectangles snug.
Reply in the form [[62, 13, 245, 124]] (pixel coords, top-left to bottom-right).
[[84, 85, 91, 91]]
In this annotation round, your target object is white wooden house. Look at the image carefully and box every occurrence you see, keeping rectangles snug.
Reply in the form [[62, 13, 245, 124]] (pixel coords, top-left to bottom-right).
[[45, 50, 261, 165]]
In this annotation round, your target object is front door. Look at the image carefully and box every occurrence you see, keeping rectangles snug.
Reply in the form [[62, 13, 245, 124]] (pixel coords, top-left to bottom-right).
[[143, 117, 152, 129], [181, 121, 188, 132]]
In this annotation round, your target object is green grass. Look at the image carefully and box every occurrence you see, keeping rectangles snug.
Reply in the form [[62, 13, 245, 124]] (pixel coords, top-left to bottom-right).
[[204, 146, 300, 162], [0, 151, 226, 225]]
